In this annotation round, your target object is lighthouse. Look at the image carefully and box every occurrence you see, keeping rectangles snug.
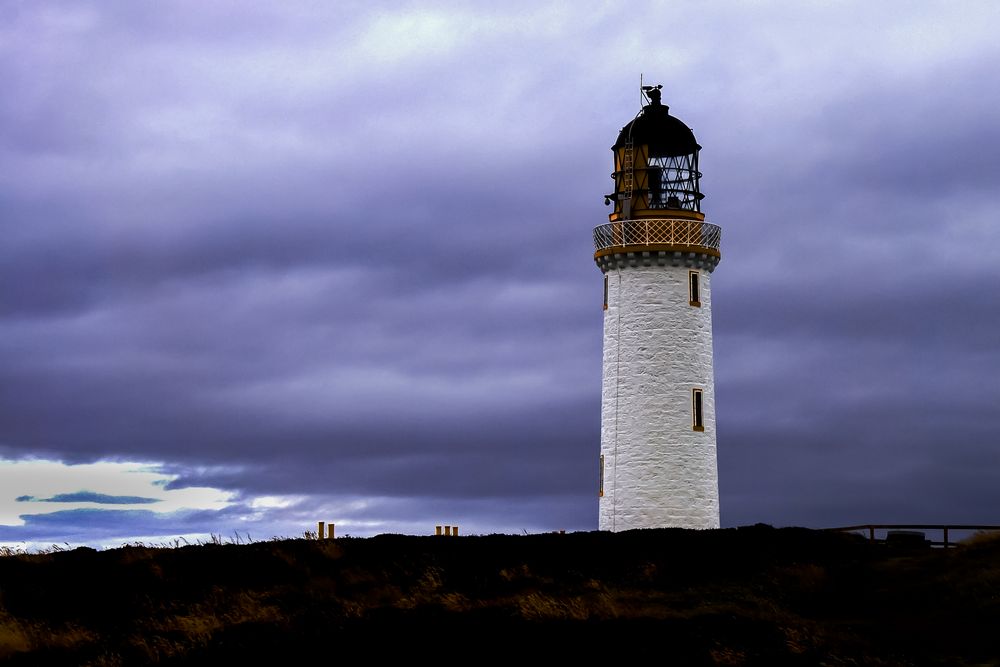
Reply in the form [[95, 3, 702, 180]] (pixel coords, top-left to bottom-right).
[[595, 85, 722, 531]]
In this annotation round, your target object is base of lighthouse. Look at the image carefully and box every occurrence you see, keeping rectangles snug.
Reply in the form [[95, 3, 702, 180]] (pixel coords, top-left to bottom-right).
[[598, 252, 720, 531]]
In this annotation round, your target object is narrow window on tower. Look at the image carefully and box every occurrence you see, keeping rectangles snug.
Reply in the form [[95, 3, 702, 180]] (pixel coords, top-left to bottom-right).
[[603, 274, 609, 311], [688, 270, 701, 307], [599, 454, 605, 497], [692, 388, 705, 431]]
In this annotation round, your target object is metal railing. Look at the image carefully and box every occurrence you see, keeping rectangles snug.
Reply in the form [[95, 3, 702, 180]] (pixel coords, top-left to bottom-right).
[[827, 524, 1000, 549], [593, 218, 722, 253]]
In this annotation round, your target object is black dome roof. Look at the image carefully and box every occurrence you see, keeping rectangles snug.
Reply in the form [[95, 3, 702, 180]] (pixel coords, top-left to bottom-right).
[[613, 92, 700, 158]]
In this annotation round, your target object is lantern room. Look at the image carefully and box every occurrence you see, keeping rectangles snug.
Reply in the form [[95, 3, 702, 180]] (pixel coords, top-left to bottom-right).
[[604, 86, 704, 221]]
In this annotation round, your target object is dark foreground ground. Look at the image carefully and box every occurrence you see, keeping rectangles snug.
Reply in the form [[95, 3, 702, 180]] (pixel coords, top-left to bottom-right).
[[1, 524, 999, 665]]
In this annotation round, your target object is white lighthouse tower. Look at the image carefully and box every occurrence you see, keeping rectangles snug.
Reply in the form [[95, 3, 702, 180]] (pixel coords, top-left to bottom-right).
[[595, 85, 722, 531]]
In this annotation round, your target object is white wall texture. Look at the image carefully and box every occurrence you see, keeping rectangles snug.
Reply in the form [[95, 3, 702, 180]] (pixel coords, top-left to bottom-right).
[[599, 263, 720, 531]]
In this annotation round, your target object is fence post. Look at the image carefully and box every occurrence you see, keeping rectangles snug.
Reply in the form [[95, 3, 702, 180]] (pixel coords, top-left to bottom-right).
[[327, 523, 335, 539], [317, 521, 325, 540], [435, 525, 442, 536]]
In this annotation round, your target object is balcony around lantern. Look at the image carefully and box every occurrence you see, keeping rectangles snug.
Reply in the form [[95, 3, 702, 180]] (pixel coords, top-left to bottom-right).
[[593, 218, 722, 258]]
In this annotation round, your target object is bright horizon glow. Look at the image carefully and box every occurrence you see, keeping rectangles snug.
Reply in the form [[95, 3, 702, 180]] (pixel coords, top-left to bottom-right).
[[0, 458, 234, 527]]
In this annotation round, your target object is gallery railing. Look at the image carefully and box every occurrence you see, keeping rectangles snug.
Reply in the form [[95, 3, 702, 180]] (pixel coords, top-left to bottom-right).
[[593, 218, 721, 253]]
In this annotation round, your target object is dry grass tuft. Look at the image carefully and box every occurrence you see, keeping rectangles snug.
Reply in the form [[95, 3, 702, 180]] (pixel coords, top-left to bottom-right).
[[0, 614, 31, 659], [958, 529, 1000, 547]]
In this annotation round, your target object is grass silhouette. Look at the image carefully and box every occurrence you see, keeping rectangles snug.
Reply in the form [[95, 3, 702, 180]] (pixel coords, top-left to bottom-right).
[[2, 524, 999, 664]]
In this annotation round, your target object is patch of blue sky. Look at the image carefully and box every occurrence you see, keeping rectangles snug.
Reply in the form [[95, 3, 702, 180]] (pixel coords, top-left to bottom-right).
[[17, 491, 161, 504]]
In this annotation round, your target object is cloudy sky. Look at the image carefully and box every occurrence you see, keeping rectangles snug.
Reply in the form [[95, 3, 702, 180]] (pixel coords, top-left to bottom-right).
[[2, 0, 999, 549]]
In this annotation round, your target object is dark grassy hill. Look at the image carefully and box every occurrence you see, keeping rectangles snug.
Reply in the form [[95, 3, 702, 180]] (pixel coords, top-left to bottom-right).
[[2, 524, 999, 665]]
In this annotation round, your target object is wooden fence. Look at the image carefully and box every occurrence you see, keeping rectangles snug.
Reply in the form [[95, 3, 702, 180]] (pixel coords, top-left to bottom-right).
[[826, 524, 1000, 548]]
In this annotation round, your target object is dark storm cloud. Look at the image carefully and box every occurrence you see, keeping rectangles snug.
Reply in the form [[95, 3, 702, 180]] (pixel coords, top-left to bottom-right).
[[705, 42, 1000, 529], [2, 1, 1000, 544]]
